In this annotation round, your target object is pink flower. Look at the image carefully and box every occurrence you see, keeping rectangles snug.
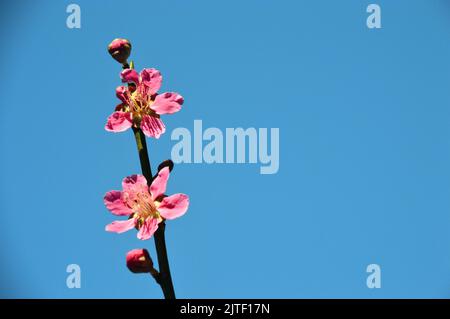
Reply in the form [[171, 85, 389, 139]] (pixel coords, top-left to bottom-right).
[[104, 167, 189, 240], [105, 68, 184, 138], [126, 249, 154, 273]]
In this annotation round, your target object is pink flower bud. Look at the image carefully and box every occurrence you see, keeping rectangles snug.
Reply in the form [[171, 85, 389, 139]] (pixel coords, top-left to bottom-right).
[[108, 38, 132, 64], [126, 249, 153, 273]]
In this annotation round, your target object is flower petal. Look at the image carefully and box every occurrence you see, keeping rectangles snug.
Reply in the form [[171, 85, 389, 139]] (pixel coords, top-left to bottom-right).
[[105, 218, 136, 234], [105, 111, 133, 132], [158, 193, 189, 220], [116, 86, 130, 104], [122, 174, 148, 192], [104, 190, 132, 216], [140, 115, 166, 139], [140, 68, 162, 95], [151, 92, 184, 115], [150, 167, 170, 200], [137, 218, 159, 240], [121, 68, 139, 84]]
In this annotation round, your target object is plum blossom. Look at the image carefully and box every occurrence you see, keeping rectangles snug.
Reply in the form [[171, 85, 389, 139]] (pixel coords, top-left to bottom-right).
[[105, 68, 184, 138], [104, 167, 189, 240]]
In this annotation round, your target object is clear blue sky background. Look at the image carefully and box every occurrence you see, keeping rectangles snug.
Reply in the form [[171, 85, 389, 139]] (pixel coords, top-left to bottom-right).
[[1, 0, 450, 298]]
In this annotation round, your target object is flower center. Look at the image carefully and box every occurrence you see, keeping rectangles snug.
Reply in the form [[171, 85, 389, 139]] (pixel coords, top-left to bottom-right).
[[126, 89, 158, 124], [124, 190, 160, 225]]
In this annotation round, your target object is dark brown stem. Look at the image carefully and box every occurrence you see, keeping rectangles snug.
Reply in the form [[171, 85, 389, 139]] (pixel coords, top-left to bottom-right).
[[152, 222, 176, 299], [132, 127, 176, 299], [133, 127, 153, 179]]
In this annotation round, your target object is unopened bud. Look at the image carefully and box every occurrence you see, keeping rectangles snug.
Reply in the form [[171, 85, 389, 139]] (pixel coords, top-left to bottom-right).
[[126, 249, 153, 273], [108, 38, 132, 64]]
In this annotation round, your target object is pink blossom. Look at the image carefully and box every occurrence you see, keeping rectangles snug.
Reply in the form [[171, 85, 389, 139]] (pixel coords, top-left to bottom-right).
[[126, 249, 153, 273], [105, 68, 184, 138], [104, 167, 189, 240]]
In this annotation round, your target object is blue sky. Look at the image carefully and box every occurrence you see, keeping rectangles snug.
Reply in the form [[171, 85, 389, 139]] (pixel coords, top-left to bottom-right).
[[1, 0, 450, 298]]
